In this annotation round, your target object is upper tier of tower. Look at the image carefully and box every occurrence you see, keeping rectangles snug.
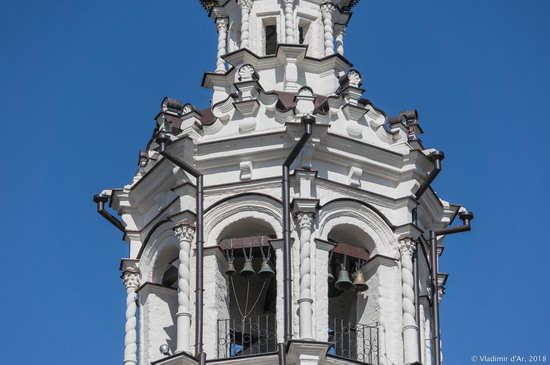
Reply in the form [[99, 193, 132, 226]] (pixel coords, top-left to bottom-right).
[[202, 0, 358, 66]]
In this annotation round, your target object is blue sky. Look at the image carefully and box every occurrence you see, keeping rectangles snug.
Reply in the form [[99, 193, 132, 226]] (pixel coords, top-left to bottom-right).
[[0, 1, 548, 364]]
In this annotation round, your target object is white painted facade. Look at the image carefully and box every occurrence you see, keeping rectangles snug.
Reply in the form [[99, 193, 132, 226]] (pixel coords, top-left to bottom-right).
[[98, 1, 466, 365]]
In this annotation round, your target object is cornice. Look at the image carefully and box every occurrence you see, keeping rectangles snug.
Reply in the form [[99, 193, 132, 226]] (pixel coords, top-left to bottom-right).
[[136, 281, 176, 296], [314, 238, 337, 252], [363, 254, 399, 278]]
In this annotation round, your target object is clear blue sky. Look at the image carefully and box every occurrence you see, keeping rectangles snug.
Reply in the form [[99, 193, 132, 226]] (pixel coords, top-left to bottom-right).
[[1, 1, 548, 364]]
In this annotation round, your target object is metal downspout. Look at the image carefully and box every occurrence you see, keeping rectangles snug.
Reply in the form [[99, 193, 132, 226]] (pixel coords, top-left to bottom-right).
[[429, 210, 473, 365], [412, 150, 445, 363], [93, 192, 125, 232], [157, 134, 205, 363]]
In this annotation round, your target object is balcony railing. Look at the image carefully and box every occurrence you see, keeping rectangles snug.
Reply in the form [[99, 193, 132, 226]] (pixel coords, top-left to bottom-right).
[[328, 318, 380, 365], [217, 314, 277, 358]]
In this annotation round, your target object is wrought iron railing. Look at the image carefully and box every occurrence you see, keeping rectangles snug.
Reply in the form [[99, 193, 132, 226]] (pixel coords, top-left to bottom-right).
[[328, 318, 380, 365], [217, 314, 277, 358]]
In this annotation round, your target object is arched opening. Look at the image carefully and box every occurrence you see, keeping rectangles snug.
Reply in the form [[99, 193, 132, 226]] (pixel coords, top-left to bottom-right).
[[326, 224, 378, 363], [216, 218, 278, 358], [138, 229, 180, 363]]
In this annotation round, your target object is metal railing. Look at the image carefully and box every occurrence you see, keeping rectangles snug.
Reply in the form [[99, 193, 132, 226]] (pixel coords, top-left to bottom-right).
[[328, 318, 380, 365], [217, 314, 277, 358]]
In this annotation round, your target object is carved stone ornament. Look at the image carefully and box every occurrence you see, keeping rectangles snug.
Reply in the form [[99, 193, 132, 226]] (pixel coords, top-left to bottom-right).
[[122, 269, 140, 289], [296, 212, 314, 231], [347, 69, 362, 87], [216, 17, 228, 31], [174, 224, 195, 243], [320, 3, 336, 16], [237, 0, 253, 10], [238, 64, 258, 81], [398, 238, 415, 258]]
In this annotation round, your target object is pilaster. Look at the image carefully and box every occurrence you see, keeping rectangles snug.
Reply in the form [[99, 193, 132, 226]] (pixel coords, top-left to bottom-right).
[[399, 238, 420, 365], [335, 24, 345, 55], [284, 0, 296, 43], [238, 0, 253, 49], [215, 18, 229, 73], [121, 259, 140, 365], [173, 223, 195, 354], [293, 198, 319, 340], [202, 245, 229, 357], [313, 238, 336, 342], [320, 3, 336, 56], [270, 238, 289, 343]]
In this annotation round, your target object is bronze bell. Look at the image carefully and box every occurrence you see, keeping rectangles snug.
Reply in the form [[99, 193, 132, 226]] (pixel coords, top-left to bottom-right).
[[328, 280, 343, 298], [352, 269, 368, 292], [225, 261, 236, 276], [258, 259, 275, 280], [335, 264, 353, 291], [328, 269, 335, 283], [240, 259, 256, 278]]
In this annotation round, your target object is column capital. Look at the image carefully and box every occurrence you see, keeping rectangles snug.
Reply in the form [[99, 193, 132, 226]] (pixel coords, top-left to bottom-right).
[[174, 224, 196, 243], [398, 237, 416, 258], [237, 0, 253, 10], [296, 211, 314, 231], [398, 237, 416, 257], [122, 267, 140, 290], [321, 3, 336, 16], [215, 17, 229, 31]]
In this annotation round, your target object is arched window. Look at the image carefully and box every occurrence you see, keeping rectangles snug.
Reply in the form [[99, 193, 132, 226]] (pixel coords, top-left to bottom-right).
[[216, 219, 278, 358], [326, 224, 378, 364]]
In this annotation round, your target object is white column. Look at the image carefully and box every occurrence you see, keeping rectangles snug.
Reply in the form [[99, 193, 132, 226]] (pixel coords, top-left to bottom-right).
[[215, 18, 229, 73], [174, 224, 195, 353], [420, 297, 433, 365], [122, 266, 140, 365], [313, 238, 335, 342], [284, 0, 295, 43], [270, 239, 286, 343], [296, 211, 314, 339], [320, 3, 335, 56], [399, 238, 420, 364], [335, 24, 345, 55], [238, 0, 253, 48]]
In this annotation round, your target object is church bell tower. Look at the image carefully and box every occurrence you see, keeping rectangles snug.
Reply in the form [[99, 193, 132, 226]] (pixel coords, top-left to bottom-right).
[[94, 1, 473, 365]]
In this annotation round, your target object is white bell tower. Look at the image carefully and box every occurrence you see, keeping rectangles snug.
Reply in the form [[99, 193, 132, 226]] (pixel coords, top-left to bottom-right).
[[94, 1, 473, 365]]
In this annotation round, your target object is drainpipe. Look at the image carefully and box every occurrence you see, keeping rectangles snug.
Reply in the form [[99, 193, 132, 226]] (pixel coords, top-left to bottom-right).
[[282, 115, 315, 345], [156, 133, 206, 365], [93, 192, 125, 232], [415, 151, 444, 201], [412, 149, 445, 362], [278, 343, 287, 365], [412, 207, 423, 362], [430, 209, 474, 365]]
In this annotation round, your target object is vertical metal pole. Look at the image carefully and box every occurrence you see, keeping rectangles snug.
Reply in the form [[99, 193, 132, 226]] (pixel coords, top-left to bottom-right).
[[412, 206, 423, 361], [282, 163, 292, 343], [430, 230, 441, 365], [278, 343, 287, 365], [195, 175, 204, 358]]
